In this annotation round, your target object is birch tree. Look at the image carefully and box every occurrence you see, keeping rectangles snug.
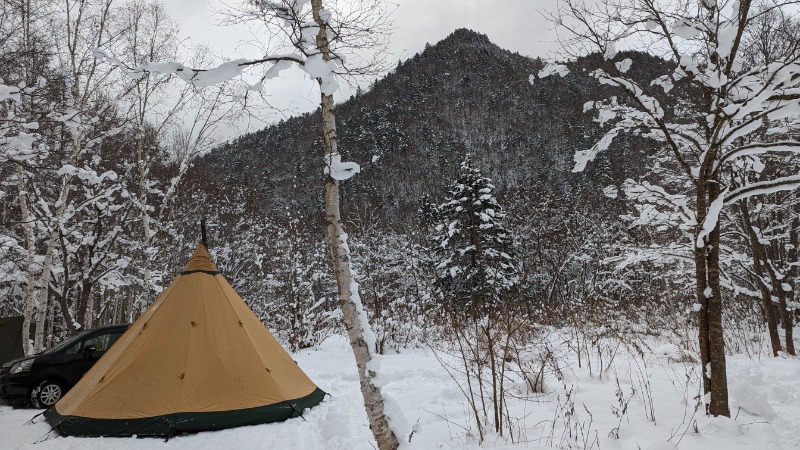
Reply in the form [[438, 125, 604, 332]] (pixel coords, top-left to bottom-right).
[[0, 0, 122, 352], [1, 0, 47, 355], [547, 0, 800, 416], [27, 0, 133, 351]]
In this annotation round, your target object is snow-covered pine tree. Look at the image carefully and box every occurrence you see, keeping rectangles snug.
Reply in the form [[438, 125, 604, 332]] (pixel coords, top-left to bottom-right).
[[418, 193, 440, 228], [429, 157, 518, 312]]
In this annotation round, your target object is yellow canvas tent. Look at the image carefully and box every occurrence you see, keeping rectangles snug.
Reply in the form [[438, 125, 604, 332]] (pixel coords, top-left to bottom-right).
[[45, 244, 325, 437]]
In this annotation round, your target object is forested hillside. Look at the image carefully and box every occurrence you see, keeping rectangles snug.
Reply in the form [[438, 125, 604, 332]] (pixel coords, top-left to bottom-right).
[[190, 29, 671, 225]]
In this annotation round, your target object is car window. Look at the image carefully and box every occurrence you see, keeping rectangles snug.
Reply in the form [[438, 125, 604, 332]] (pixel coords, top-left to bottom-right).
[[82, 331, 124, 352], [48, 333, 86, 354], [65, 341, 82, 355], [105, 332, 123, 350]]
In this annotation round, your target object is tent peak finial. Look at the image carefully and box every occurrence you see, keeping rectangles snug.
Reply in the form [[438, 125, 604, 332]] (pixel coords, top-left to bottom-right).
[[182, 243, 219, 274], [201, 219, 208, 248]]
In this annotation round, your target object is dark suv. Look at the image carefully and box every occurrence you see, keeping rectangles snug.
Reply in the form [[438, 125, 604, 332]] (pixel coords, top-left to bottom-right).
[[0, 324, 128, 408]]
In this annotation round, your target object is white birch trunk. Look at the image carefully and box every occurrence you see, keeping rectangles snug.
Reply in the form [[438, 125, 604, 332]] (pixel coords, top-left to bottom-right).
[[17, 0, 37, 356], [46, 298, 55, 348], [33, 170, 74, 352], [137, 142, 153, 321], [17, 166, 37, 355], [85, 290, 95, 329], [311, 2, 399, 449]]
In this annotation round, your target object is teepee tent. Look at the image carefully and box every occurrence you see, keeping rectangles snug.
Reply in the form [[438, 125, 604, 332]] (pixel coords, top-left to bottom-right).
[[45, 244, 325, 437]]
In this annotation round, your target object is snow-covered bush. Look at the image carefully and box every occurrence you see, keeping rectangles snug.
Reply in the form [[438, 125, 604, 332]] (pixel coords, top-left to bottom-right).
[[349, 230, 436, 354]]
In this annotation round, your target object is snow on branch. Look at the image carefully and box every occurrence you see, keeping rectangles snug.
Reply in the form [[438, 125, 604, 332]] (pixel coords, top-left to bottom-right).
[[725, 175, 800, 204], [593, 70, 664, 119], [538, 62, 570, 78], [93, 46, 345, 95], [0, 82, 49, 162], [324, 153, 360, 180], [93, 49, 305, 88], [723, 63, 800, 122], [604, 242, 692, 271], [255, 0, 311, 22], [0, 132, 38, 162], [718, 141, 800, 166], [573, 127, 620, 172], [0, 83, 21, 102], [623, 179, 696, 229], [696, 190, 727, 249], [57, 164, 118, 185], [672, 18, 706, 40]]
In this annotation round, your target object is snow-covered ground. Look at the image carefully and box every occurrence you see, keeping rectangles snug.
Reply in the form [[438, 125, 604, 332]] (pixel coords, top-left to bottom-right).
[[2, 334, 799, 449]]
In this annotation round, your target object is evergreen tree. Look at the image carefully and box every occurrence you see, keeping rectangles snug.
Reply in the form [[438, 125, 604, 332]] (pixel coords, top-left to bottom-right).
[[418, 193, 440, 228], [429, 157, 518, 311]]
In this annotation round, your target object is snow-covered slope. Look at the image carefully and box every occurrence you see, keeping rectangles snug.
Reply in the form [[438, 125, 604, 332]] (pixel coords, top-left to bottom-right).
[[2, 335, 799, 449]]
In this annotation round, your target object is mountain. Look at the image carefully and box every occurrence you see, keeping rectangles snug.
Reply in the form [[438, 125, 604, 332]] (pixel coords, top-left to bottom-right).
[[187, 29, 671, 227]]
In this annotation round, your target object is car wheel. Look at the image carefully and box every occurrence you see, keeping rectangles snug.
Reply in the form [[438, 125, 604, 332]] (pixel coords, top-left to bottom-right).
[[30, 380, 63, 409]]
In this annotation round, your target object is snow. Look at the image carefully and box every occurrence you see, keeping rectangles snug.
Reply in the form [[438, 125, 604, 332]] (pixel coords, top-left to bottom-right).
[[56, 165, 118, 185], [538, 63, 569, 78], [726, 175, 800, 204], [263, 59, 293, 80], [603, 185, 619, 199], [731, 368, 777, 419], [573, 127, 621, 172], [3, 334, 800, 449], [696, 191, 727, 248], [594, 71, 664, 118], [93, 48, 308, 90], [673, 20, 703, 39], [324, 153, 360, 181], [303, 54, 340, 95], [304, 54, 334, 79], [604, 42, 617, 60], [0, 132, 38, 161], [615, 58, 633, 73], [0, 83, 21, 102], [719, 142, 800, 167], [715, 22, 738, 61], [318, 7, 332, 25]]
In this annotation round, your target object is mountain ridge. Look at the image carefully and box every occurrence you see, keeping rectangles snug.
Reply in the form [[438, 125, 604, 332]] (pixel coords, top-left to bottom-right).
[[186, 28, 666, 227]]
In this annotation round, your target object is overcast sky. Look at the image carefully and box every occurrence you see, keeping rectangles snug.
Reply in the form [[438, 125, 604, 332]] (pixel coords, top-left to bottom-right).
[[163, 0, 563, 134]]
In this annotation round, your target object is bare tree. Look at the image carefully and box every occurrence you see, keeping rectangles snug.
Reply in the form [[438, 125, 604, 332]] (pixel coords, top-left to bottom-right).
[[2, 0, 121, 352], [547, 0, 800, 416], [111, 1, 244, 318], [5, 0, 44, 355]]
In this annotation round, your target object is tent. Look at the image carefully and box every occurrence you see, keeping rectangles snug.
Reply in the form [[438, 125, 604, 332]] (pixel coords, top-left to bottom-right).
[[45, 244, 325, 437], [0, 316, 24, 365]]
